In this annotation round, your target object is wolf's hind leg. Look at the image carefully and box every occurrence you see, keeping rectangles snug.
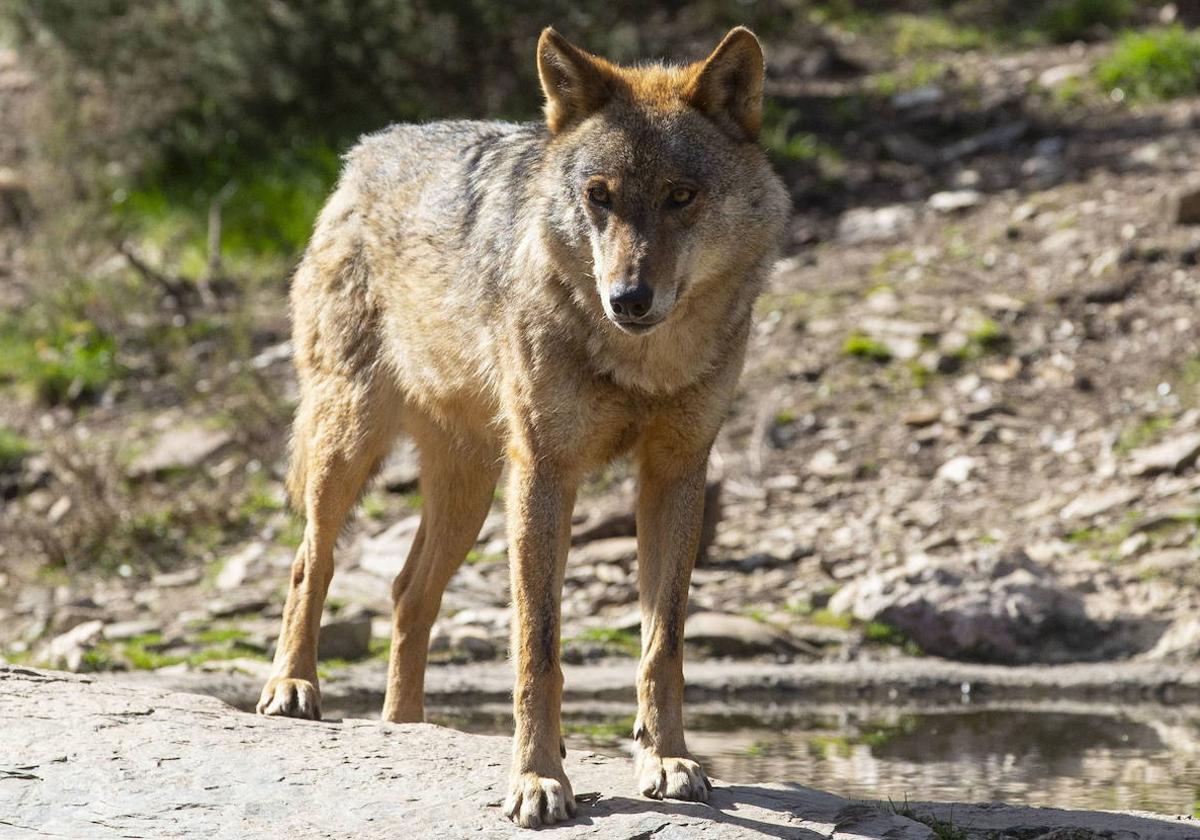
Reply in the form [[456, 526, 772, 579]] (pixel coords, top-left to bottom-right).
[[382, 418, 500, 723], [257, 377, 399, 720]]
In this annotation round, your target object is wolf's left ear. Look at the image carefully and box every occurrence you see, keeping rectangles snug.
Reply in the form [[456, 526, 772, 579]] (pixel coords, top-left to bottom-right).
[[537, 28, 615, 134], [686, 27, 765, 142]]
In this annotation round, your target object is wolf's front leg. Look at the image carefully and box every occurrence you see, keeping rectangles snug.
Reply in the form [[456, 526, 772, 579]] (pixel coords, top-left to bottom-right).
[[503, 457, 578, 828], [632, 441, 712, 802]]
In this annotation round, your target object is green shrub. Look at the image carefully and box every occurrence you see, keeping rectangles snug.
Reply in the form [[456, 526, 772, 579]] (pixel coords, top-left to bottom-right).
[[891, 14, 985, 56], [1097, 26, 1200, 101], [1037, 0, 1135, 43], [117, 142, 340, 261], [0, 318, 122, 405]]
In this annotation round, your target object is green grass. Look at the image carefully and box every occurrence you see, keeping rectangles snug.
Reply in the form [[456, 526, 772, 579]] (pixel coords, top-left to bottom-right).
[[563, 715, 636, 741], [69, 628, 269, 673], [278, 515, 306, 549], [906, 360, 935, 388], [369, 636, 391, 660], [887, 797, 968, 840], [809, 609, 853, 630], [236, 475, 288, 516], [1098, 26, 1200, 102], [809, 609, 921, 654], [116, 142, 340, 267], [567, 627, 641, 658], [0, 647, 32, 665], [864, 621, 920, 654], [944, 319, 1013, 364], [843, 333, 893, 363], [465, 549, 505, 565], [0, 427, 32, 471], [120, 633, 184, 670], [194, 627, 249, 645], [741, 606, 769, 623], [1063, 511, 1141, 562], [967, 319, 1011, 353], [760, 102, 844, 171], [0, 318, 123, 405], [1115, 414, 1173, 454], [79, 647, 119, 672], [868, 61, 949, 97]]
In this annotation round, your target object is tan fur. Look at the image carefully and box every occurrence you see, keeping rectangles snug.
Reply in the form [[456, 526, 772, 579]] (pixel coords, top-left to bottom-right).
[[256, 26, 789, 828]]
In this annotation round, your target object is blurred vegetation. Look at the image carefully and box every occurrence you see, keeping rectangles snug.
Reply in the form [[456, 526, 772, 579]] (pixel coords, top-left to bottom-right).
[[0, 316, 122, 405], [1097, 25, 1200, 101], [0, 0, 1184, 291], [0, 427, 32, 471], [1037, 0, 1136, 43]]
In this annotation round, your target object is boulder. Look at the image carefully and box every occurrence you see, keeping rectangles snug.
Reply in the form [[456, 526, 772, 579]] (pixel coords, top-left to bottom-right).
[[1059, 487, 1137, 522], [359, 515, 421, 578], [1128, 432, 1200, 476], [318, 611, 373, 661], [216, 542, 268, 591], [42, 619, 104, 671], [128, 425, 234, 479], [683, 611, 806, 657], [827, 552, 1109, 664], [1175, 186, 1200, 225], [837, 205, 917, 244], [928, 189, 983, 213]]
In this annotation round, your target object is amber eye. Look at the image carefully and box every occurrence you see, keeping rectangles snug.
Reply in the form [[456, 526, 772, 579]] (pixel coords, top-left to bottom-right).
[[667, 186, 696, 208], [586, 183, 611, 207]]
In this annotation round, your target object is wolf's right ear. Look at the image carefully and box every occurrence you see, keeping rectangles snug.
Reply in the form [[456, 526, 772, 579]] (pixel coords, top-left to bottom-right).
[[686, 27, 765, 142], [537, 28, 614, 134]]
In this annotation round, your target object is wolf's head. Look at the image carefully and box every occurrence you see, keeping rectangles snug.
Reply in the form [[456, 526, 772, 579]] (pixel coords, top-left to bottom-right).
[[536, 27, 788, 336]]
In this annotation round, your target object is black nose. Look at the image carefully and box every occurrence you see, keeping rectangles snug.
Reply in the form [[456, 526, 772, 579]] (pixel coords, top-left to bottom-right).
[[609, 283, 653, 319]]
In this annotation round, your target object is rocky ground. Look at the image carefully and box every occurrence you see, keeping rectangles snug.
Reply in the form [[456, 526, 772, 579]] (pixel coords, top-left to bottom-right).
[[1, 20, 1200, 703], [6, 665, 1198, 839]]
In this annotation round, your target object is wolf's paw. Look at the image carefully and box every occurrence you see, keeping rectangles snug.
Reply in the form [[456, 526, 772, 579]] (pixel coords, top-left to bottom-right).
[[256, 677, 321, 720], [503, 770, 576, 828], [635, 751, 711, 802]]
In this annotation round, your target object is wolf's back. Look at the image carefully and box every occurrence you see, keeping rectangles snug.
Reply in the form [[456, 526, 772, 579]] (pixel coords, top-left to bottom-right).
[[341, 120, 547, 247]]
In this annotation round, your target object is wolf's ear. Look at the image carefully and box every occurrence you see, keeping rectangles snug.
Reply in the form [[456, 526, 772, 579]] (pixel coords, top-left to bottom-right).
[[686, 27, 765, 142], [537, 28, 614, 134]]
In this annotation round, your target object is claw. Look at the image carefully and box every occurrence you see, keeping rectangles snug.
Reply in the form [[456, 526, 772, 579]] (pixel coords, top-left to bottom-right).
[[504, 771, 576, 828], [635, 752, 711, 803], [257, 677, 321, 721]]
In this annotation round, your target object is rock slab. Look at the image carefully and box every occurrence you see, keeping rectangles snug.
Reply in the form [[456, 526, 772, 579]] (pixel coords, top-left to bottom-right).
[[828, 552, 1112, 664], [3, 667, 1197, 839]]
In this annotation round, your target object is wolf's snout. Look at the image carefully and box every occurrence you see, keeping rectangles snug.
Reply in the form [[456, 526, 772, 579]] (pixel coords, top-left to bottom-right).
[[609, 282, 653, 320]]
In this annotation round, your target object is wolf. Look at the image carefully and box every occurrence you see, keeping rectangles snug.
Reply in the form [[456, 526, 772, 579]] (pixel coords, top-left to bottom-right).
[[255, 25, 789, 828]]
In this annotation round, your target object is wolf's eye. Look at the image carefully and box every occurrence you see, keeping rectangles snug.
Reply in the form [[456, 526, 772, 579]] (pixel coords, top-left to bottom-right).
[[667, 187, 696, 208], [586, 183, 611, 207]]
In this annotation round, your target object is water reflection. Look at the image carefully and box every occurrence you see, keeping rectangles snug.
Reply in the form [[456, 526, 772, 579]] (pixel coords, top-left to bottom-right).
[[416, 701, 1200, 815]]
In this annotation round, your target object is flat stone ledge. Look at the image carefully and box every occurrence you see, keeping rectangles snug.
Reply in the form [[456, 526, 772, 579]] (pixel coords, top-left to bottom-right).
[[108, 657, 1200, 715], [3, 666, 1197, 839]]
